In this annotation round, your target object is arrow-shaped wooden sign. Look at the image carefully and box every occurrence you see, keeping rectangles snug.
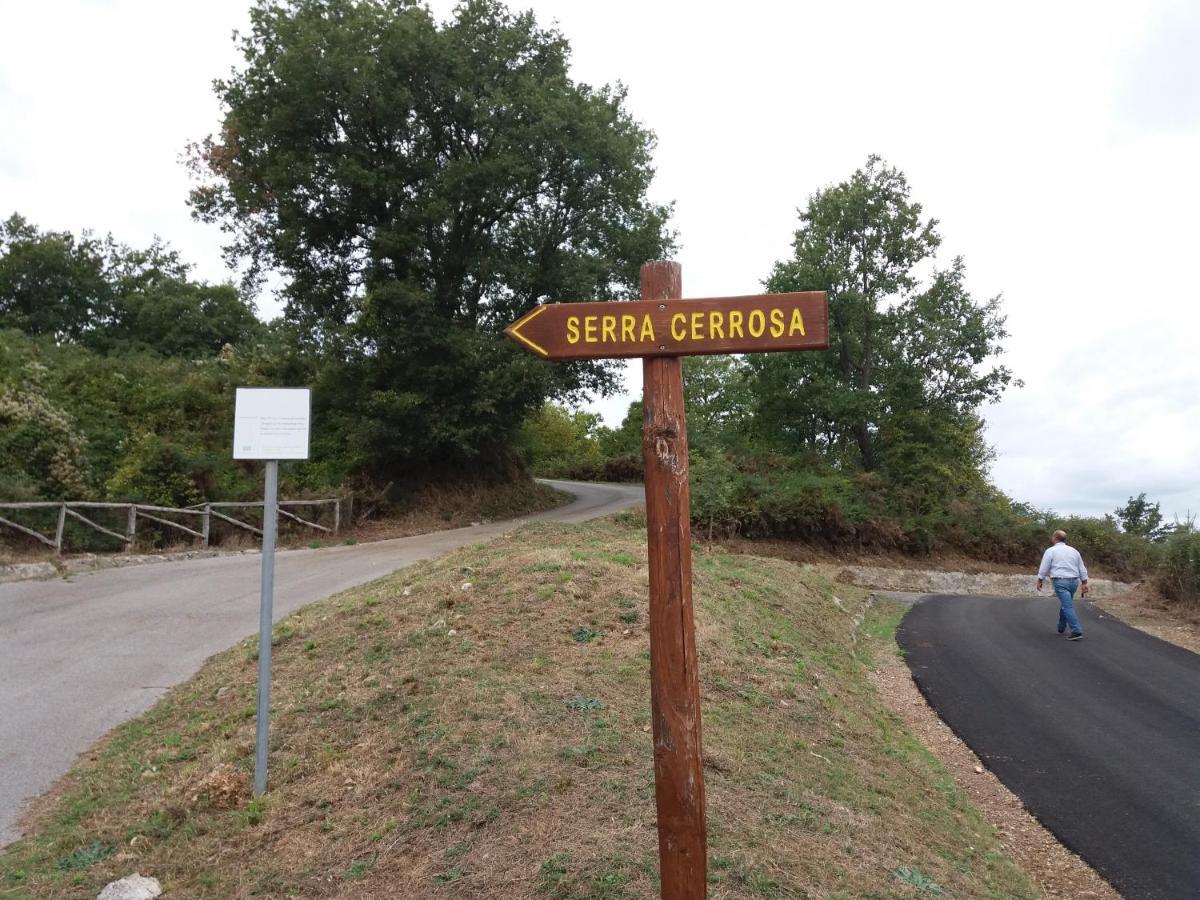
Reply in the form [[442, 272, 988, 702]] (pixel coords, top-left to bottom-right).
[[504, 266, 829, 900], [505, 291, 828, 360]]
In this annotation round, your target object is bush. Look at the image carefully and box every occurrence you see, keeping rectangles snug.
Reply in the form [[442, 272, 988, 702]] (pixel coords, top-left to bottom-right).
[[689, 450, 739, 537], [1158, 530, 1200, 606], [0, 347, 91, 498], [1056, 516, 1160, 582]]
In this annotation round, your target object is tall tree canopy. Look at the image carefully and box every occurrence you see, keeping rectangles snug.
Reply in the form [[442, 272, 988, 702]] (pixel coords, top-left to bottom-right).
[[0, 214, 261, 357], [189, 0, 672, 480], [750, 156, 1015, 475], [1114, 493, 1173, 542]]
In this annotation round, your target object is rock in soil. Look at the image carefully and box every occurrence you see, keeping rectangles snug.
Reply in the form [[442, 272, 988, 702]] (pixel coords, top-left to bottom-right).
[[96, 873, 162, 900]]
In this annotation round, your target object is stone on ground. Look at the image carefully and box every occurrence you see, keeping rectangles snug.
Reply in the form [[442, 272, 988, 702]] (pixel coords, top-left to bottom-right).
[[96, 873, 162, 900]]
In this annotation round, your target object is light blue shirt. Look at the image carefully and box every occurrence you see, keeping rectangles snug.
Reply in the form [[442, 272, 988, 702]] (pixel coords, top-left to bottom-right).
[[1038, 543, 1088, 581]]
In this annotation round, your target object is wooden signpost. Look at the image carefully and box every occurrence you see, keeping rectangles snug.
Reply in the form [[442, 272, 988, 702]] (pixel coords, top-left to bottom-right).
[[506, 262, 828, 899]]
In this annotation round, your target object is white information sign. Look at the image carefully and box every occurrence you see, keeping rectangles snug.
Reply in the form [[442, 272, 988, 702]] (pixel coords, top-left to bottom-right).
[[233, 387, 311, 460]]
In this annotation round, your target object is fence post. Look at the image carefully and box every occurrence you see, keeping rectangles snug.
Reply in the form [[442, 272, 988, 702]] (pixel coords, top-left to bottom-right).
[[202, 504, 211, 548], [333, 498, 341, 535], [55, 503, 67, 555], [126, 506, 137, 551]]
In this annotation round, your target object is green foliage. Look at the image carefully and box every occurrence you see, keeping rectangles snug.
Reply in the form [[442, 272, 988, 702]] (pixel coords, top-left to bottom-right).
[[0, 214, 261, 357], [516, 404, 603, 475], [1157, 527, 1200, 606], [688, 449, 740, 537], [1056, 515, 1159, 581], [683, 355, 751, 452], [0, 337, 91, 498], [105, 432, 206, 507], [0, 214, 110, 343], [598, 400, 643, 459], [894, 865, 944, 895], [518, 402, 642, 482], [0, 330, 268, 505], [54, 841, 113, 872], [751, 156, 1015, 471], [189, 0, 672, 482], [1114, 493, 1173, 543]]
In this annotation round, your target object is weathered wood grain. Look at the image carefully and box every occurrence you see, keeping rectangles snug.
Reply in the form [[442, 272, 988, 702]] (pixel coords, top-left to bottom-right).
[[640, 260, 708, 898]]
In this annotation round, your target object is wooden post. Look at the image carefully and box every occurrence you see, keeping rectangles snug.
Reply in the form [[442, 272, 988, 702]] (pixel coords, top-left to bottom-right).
[[333, 497, 341, 535], [640, 260, 707, 898], [55, 503, 67, 555], [202, 504, 211, 548], [126, 505, 137, 551]]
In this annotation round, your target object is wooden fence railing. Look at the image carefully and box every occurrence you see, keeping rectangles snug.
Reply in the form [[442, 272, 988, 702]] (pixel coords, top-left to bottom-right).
[[0, 498, 341, 555]]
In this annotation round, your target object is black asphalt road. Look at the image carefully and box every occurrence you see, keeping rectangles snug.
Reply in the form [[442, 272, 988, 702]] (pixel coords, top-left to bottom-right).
[[898, 594, 1200, 900]]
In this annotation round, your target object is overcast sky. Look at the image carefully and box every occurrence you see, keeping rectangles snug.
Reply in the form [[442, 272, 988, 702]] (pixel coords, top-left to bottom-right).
[[2, 0, 1197, 520]]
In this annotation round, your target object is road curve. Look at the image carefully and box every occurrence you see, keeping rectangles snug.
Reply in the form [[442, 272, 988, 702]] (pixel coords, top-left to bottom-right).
[[898, 594, 1200, 900], [0, 480, 642, 846]]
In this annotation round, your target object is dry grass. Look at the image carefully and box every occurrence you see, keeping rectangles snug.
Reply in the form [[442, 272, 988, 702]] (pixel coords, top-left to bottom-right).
[[2, 518, 1036, 898], [714, 537, 1036, 577], [1094, 584, 1200, 654], [343, 479, 566, 545]]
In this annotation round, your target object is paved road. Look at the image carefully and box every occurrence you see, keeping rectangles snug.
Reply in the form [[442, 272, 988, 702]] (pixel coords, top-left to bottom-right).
[[898, 594, 1200, 900], [0, 480, 642, 846]]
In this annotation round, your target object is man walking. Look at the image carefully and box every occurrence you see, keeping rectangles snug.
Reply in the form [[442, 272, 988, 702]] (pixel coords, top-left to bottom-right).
[[1037, 530, 1089, 640]]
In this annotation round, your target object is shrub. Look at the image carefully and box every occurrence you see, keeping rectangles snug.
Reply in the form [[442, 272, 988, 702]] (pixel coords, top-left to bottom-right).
[[0, 350, 91, 498], [1057, 516, 1159, 582], [689, 450, 740, 538], [1157, 530, 1200, 606]]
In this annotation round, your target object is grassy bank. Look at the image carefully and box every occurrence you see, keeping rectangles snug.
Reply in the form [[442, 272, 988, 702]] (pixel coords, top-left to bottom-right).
[[1, 517, 1036, 898]]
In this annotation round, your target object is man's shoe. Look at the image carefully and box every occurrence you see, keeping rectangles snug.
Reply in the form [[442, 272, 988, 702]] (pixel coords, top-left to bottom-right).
[[1067, 633, 1083, 641], [1057, 626, 1066, 634]]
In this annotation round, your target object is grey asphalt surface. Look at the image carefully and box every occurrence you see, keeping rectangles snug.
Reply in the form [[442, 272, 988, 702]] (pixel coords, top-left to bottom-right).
[[898, 593, 1200, 900], [0, 479, 642, 846]]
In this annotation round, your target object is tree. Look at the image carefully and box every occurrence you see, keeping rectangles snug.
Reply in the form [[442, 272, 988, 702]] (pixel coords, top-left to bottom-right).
[[0, 214, 111, 342], [189, 0, 672, 481], [598, 400, 644, 459], [682, 355, 751, 453], [515, 403, 602, 472], [753, 156, 1015, 471], [0, 215, 262, 357], [1114, 493, 1173, 542]]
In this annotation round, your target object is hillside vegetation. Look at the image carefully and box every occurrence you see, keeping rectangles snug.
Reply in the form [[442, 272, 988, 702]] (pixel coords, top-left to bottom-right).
[[0, 517, 1038, 898]]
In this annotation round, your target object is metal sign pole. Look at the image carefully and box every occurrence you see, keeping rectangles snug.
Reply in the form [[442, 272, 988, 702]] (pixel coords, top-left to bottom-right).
[[253, 458, 279, 796]]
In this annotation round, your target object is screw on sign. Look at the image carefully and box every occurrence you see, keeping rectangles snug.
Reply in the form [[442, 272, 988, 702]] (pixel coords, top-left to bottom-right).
[[506, 261, 828, 899]]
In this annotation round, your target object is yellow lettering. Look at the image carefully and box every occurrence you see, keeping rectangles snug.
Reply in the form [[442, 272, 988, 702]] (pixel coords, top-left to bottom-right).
[[567, 316, 580, 344], [671, 312, 687, 341], [709, 311, 725, 339], [789, 308, 806, 336], [748, 309, 766, 337], [584, 316, 598, 343], [729, 310, 744, 338], [621, 314, 635, 343], [640, 315, 655, 342], [770, 308, 785, 338], [690, 311, 704, 341], [602, 315, 616, 343]]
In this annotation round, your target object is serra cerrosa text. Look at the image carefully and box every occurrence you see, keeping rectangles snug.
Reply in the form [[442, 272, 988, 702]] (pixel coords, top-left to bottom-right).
[[565, 306, 808, 346]]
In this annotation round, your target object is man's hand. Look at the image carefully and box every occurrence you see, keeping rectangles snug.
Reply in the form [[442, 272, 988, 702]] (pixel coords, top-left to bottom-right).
[[1036, 579, 1043, 592], [1081, 581, 1089, 597]]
